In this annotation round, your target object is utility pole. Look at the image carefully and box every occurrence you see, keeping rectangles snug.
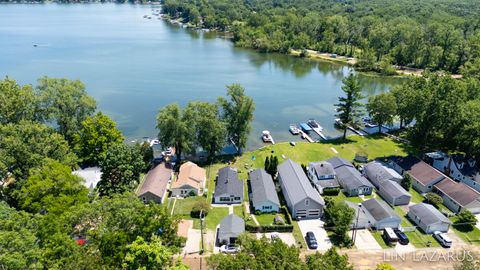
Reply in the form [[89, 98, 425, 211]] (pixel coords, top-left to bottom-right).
[[352, 203, 362, 245], [200, 209, 204, 255]]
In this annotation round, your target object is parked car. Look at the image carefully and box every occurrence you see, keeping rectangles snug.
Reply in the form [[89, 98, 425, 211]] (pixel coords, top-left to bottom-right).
[[382, 227, 398, 245], [394, 229, 409, 245], [220, 244, 240, 253], [433, 231, 452, 248], [305, 231, 318, 249], [270, 232, 280, 241]]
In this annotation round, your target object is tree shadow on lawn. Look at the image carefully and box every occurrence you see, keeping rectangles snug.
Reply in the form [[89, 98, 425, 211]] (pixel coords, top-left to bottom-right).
[[453, 224, 475, 233]]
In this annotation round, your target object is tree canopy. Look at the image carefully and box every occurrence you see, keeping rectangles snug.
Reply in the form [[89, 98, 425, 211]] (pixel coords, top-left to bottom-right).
[[335, 73, 364, 138]]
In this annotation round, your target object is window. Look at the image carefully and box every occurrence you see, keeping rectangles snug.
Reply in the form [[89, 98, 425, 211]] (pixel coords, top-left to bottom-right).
[[142, 197, 146, 202], [234, 197, 240, 201], [305, 199, 310, 206]]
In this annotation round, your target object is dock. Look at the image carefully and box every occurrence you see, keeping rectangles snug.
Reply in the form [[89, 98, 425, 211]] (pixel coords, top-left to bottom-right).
[[299, 130, 315, 143], [311, 127, 327, 140], [347, 126, 365, 136]]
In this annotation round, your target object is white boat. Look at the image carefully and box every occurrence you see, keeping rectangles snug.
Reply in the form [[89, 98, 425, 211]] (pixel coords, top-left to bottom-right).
[[289, 124, 300, 135], [262, 130, 275, 144], [334, 118, 343, 126], [307, 119, 323, 131], [149, 139, 160, 147]]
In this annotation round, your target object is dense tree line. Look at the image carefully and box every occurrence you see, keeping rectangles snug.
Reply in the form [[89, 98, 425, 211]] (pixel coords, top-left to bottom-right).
[[0, 77, 183, 269], [162, 0, 480, 74]]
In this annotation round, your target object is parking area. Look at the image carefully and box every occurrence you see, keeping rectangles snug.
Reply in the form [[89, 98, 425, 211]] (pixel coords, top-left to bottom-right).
[[348, 229, 382, 250], [297, 219, 332, 251], [255, 232, 296, 246]]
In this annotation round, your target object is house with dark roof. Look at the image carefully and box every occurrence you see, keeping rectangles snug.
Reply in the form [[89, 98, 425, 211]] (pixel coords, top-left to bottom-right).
[[213, 167, 244, 204], [364, 161, 403, 188], [426, 152, 480, 192], [389, 156, 446, 193], [433, 178, 480, 214], [328, 157, 373, 196], [278, 159, 325, 219], [347, 198, 401, 230], [307, 161, 340, 194], [217, 214, 245, 245], [377, 180, 411, 206], [407, 203, 452, 233], [137, 163, 171, 204], [249, 169, 280, 213]]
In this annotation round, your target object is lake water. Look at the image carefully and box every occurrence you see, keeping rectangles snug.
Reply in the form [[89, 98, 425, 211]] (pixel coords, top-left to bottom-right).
[[0, 3, 402, 149]]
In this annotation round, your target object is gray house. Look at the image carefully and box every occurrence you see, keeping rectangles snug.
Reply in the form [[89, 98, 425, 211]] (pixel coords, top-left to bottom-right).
[[137, 163, 171, 204], [213, 167, 244, 204], [433, 178, 480, 214], [217, 214, 245, 245], [278, 159, 325, 219], [249, 169, 280, 213], [348, 198, 401, 230], [307, 161, 340, 194], [378, 180, 411, 206], [328, 157, 373, 196], [364, 161, 403, 188], [389, 156, 446, 193], [408, 203, 452, 233]]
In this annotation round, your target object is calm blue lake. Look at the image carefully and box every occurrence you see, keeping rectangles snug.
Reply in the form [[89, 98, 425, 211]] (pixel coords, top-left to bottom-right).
[[0, 3, 402, 149]]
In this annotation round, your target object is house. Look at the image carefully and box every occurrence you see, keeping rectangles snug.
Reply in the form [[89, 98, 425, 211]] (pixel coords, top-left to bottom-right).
[[277, 159, 325, 219], [377, 180, 411, 206], [347, 198, 402, 230], [307, 161, 340, 194], [213, 167, 244, 204], [389, 156, 446, 193], [73, 166, 102, 189], [137, 163, 171, 204], [217, 214, 245, 245], [426, 152, 480, 192], [249, 169, 280, 213], [364, 161, 403, 188], [170, 162, 206, 197], [433, 178, 480, 214], [328, 157, 373, 196], [407, 203, 452, 233]]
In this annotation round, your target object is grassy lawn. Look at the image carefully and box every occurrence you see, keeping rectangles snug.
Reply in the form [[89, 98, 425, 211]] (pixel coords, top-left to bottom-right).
[[253, 212, 288, 226], [393, 205, 440, 247], [170, 196, 206, 217], [450, 217, 480, 245], [371, 231, 390, 249], [204, 207, 229, 230], [233, 205, 244, 218], [408, 188, 425, 204], [291, 220, 307, 249]]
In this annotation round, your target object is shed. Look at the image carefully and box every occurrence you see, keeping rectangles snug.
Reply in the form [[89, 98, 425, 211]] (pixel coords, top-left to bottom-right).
[[217, 214, 245, 245]]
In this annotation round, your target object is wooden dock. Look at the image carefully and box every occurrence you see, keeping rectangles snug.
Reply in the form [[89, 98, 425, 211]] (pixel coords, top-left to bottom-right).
[[299, 130, 315, 143], [347, 126, 365, 136], [311, 127, 327, 140]]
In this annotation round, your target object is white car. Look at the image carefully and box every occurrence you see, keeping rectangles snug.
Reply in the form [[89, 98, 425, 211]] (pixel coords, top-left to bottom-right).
[[433, 231, 452, 248], [220, 244, 240, 254]]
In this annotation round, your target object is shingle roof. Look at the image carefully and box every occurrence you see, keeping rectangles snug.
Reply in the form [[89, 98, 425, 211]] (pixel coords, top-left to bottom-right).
[[365, 161, 402, 183], [327, 157, 353, 169], [362, 198, 400, 222], [219, 214, 245, 236], [434, 178, 480, 207], [316, 179, 340, 189], [215, 167, 243, 197], [278, 159, 324, 206], [391, 156, 446, 186], [137, 163, 171, 198], [309, 161, 335, 178], [336, 165, 373, 190], [408, 203, 452, 225], [249, 169, 280, 207], [452, 155, 479, 179], [171, 161, 206, 189], [379, 180, 411, 199]]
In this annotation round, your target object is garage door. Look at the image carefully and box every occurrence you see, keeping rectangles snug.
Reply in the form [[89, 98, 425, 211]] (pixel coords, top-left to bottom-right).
[[296, 210, 307, 218], [307, 209, 321, 218]]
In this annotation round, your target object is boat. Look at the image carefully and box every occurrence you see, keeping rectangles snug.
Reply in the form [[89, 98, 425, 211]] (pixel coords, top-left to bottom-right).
[[262, 130, 275, 144], [334, 118, 343, 127], [143, 15, 148, 18], [299, 123, 312, 132], [307, 119, 323, 131], [149, 139, 160, 147], [289, 124, 300, 135]]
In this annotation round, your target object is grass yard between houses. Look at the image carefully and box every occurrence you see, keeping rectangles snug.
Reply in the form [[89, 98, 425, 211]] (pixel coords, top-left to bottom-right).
[[205, 207, 230, 230], [233, 205, 244, 218], [393, 205, 441, 248], [371, 231, 390, 249], [253, 212, 287, 226], [449, 217, 480, 245]]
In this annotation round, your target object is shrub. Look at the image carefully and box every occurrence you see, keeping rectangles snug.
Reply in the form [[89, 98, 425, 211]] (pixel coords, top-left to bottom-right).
[[255, 210, 261, 215], [455, 210, 477, 231], [323, 188, 340, 196], [425, 192, 443, 208], [190, 200, 210, 218]]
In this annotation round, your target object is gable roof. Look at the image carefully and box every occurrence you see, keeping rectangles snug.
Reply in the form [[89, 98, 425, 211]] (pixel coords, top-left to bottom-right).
[[361, 198, 400, 222], [137, 163, 171, 198], [278, 159, 324, 206], [171, 161, 206, 190], [316, 179, 340, 189], [434, 178, 480, 207], [219, 214, 245, 235], [365, 161, 402, 182], [215, 166, 243, 197], [336, 165, 373, 190], [408, 203, 452, 225], [309, 161, 335, 178], [379, 180, 411, 199], [451, 154, 480, 179], [249, 169, 280, 207], [391, 156, 446, 186], [327, 157, 353, 169]]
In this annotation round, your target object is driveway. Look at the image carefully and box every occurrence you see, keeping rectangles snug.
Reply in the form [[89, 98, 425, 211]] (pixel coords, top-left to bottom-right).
[[348, 229, 382, 250], [476, 214, 480, 230], [297, 219, 332, 251], [394, 242, 416, 253], [255, 232, 296, 246]]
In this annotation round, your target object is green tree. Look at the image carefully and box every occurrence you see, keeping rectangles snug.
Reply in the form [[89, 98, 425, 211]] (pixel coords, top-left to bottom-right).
[[191, 200, 210, 218], [15, 159, 88, 215], [324, 201, 355, 246], [401, 174, 412, 191], [73, 112, 124, 165], [218, 84, 255, 153], [375, 263, 397, 270], [335, 73, 364, 139], [264, 156, 271, 174], [156, 103, 193, 162], [366, 92, 397, 133], [455, 210, 477, 231], [390, 82, 422, 128], [425, 192, 443, 208], [36, 77, 97, 144], [137, 141, 154, 172], [97, 144, 144, 196], [122, 236, 173, 270], [305, 247, 353, 270], [0, 77, 37, 124], [454, 253, 480, 270], [455, 100, 480, 159]]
